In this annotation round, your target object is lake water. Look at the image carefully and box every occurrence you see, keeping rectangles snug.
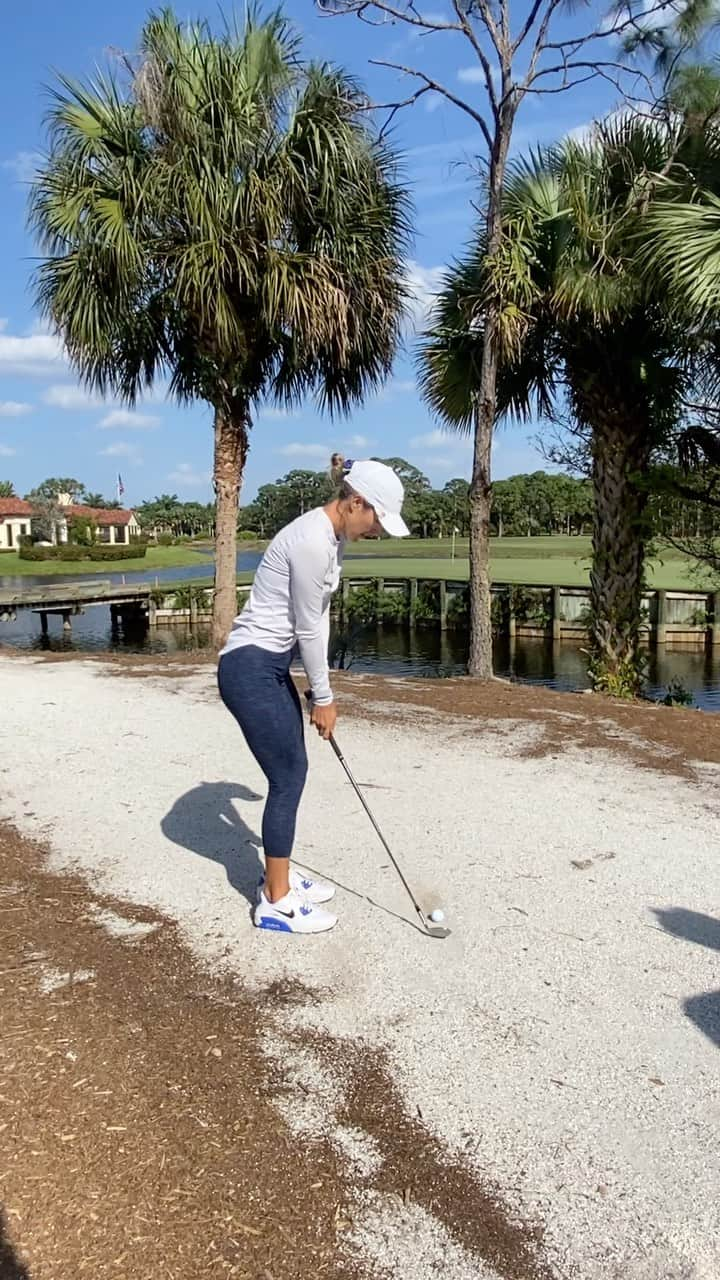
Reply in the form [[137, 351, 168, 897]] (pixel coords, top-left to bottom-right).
[[1, 592, 719, 710]]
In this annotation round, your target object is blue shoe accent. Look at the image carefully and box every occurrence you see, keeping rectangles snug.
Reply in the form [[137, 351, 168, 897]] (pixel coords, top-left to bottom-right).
[[257, 916, 292, 932], [300, 878, 313, 890], [300, 903, 312, 917]]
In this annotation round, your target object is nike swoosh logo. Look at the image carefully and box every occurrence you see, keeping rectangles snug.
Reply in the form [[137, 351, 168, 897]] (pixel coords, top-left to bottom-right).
[[274, 907, 295, 919]]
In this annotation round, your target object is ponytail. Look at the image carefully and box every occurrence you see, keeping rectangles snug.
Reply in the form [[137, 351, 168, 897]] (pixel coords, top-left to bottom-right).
[[330, 452, 354, 495]]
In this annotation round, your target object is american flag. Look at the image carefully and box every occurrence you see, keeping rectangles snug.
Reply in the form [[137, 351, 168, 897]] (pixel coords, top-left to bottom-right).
[[117, 473, 125, 502]]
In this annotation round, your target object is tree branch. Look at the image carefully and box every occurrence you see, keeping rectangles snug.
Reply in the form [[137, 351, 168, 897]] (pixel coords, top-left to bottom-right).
[[318, 0, 462, 33], [369, 59, 494, 149], [527, 57, 654, 100], [450, 0, 499, 118], [523, 0, 564, 88], [513, 0, 551, 56], [538, 0, 682, 55]]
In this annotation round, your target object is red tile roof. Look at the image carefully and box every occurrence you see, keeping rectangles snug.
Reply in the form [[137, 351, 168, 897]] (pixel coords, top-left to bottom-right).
[[0, 499, 135, 524], [0, 498, 32, 516], [65, 505, 134, 526]]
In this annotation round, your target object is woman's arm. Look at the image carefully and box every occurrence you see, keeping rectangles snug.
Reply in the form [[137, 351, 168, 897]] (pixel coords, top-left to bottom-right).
[[288, 541, 334, 706]]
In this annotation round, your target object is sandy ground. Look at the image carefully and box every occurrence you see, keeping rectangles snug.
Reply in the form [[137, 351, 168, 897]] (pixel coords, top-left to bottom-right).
[[2, 653, 720, 1279]]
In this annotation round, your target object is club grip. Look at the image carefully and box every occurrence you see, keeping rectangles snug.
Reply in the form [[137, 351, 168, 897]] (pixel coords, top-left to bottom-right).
[[304, 691, 343, 759]]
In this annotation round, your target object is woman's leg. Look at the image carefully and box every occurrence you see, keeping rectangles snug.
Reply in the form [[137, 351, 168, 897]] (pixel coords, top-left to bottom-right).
[[261, 671, 307, 900], [218, 647, 307, 901]]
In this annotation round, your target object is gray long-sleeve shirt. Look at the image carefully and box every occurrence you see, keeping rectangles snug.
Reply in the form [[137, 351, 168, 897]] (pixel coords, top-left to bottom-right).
[[220, 508, 344, 705]]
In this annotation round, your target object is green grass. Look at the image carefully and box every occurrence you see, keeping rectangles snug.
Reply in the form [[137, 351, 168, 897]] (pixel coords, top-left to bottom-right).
[[343, 535, 714, 591], [346, 534, 595, 561], [3, 533, 713, 593], [0, 545, 212, 576]]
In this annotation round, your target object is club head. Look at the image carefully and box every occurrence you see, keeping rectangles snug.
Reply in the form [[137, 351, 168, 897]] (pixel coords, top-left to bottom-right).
[[425, 925, 451, 939]]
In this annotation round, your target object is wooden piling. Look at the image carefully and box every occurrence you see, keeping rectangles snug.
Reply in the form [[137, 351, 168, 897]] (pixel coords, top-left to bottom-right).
[[439, 579, 448, 632]]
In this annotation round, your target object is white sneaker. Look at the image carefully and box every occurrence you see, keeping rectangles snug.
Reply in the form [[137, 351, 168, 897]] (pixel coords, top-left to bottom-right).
[[253, 888, 337, 934], [257, 867, 336, 906]]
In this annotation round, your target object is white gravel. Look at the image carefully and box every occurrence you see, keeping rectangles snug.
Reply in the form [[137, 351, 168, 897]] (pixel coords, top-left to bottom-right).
[[2, 655, 720, 1279]]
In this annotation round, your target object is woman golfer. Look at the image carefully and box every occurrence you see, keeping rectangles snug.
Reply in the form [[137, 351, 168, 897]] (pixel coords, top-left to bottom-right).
[[218, 457, 409, 934]]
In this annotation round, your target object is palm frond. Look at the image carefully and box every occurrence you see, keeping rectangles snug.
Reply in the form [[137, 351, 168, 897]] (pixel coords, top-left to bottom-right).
[[29, 6, 410, 412]]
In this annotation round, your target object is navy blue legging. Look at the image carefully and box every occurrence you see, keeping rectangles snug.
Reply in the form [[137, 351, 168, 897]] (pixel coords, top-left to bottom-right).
[[217, 645, 308, 858]]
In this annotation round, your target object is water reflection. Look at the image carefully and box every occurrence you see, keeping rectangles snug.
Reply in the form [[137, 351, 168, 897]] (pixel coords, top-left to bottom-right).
[[1, 608, 719, 710]]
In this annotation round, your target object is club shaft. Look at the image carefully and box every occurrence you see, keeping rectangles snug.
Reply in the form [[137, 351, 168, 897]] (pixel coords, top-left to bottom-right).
[[328, 735, 426, 923]]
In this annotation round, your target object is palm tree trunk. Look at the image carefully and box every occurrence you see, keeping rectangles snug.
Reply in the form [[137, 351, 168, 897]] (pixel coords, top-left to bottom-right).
[[590, 417, 650, 693], [212, 400, 249, 651], [468, 395, 494, 676]]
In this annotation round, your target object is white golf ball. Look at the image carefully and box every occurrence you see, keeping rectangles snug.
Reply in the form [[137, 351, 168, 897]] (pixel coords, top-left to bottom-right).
[[429, 908, 445, 924]]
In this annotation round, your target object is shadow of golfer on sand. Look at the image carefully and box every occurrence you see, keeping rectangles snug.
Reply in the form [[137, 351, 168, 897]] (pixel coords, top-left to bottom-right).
[[653, 907, 720, 1051], [0, 1205, 30, 1279], [161, 781, 264, 908]]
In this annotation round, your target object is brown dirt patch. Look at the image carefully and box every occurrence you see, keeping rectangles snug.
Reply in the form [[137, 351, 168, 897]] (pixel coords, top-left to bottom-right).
[[330, 674, 720, 781], [0, 646, 212, 678], [4, 643, 717, 778], [0, 823, 558, 1280], [0, 823, 352, 1280], [288, 1031, 554, 1280]]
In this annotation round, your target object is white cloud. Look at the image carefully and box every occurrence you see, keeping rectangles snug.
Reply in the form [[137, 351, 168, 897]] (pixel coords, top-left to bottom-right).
[[405, 134, 478, 161], [424, 94, 443, 114], [2, 150, 43, 183], [457, 65, 500, 89], [99, 408, 161, 431], [275, 442, 330, 459], [0, 331, 66, 378], [99, 442, 142, 464], [0, 444, 17, 457], [458, 66, 484, 85], [411, 429, 451, 449], [167, 462, 211, 487], [43, 384, 108, 410], [421, 454, 453, 468], [348, 434, 369, 448], [405, 260, 445, 331], [0, 401, 32, 417], [566, 107, 643, 148], [259, 406, 296, 420]]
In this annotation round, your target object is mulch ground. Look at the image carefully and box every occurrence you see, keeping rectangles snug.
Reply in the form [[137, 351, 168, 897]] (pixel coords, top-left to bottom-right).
[[332, 672, 720, 780], [0, 820, 555, 1280], [0, 823, 354, 1280]]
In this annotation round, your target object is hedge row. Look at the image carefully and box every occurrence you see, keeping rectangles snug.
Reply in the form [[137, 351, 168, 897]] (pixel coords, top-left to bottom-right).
[[19, 543, 148, 562]]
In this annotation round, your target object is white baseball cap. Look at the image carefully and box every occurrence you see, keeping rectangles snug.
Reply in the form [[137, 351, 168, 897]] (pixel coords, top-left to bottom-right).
[[345, 459, 410, 538]]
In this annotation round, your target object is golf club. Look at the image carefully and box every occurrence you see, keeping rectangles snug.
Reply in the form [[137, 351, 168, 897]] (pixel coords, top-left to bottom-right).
[[305, 692, 450, 939]]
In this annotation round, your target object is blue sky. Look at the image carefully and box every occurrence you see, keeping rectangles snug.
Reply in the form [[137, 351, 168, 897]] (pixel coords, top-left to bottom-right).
[[0, 0, 619, 506]]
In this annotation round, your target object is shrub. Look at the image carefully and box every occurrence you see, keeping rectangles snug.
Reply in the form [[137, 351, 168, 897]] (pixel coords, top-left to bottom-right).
[[411, 583, 439, 625], [67, 514, 95, 545], [18, 542, 146, 562], [662, 678, 694, 708], [88, 544, 147, 560], [172, 583, 211, 610]]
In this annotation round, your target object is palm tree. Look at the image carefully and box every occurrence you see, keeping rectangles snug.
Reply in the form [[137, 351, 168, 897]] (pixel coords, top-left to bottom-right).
[[419, 112, 720, 694], [30, 9, 410, 646], [0, 481, 16, 498]]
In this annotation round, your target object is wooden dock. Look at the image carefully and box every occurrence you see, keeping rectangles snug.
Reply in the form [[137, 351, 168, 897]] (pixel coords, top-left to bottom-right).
[[0, 581, 154, 636]]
